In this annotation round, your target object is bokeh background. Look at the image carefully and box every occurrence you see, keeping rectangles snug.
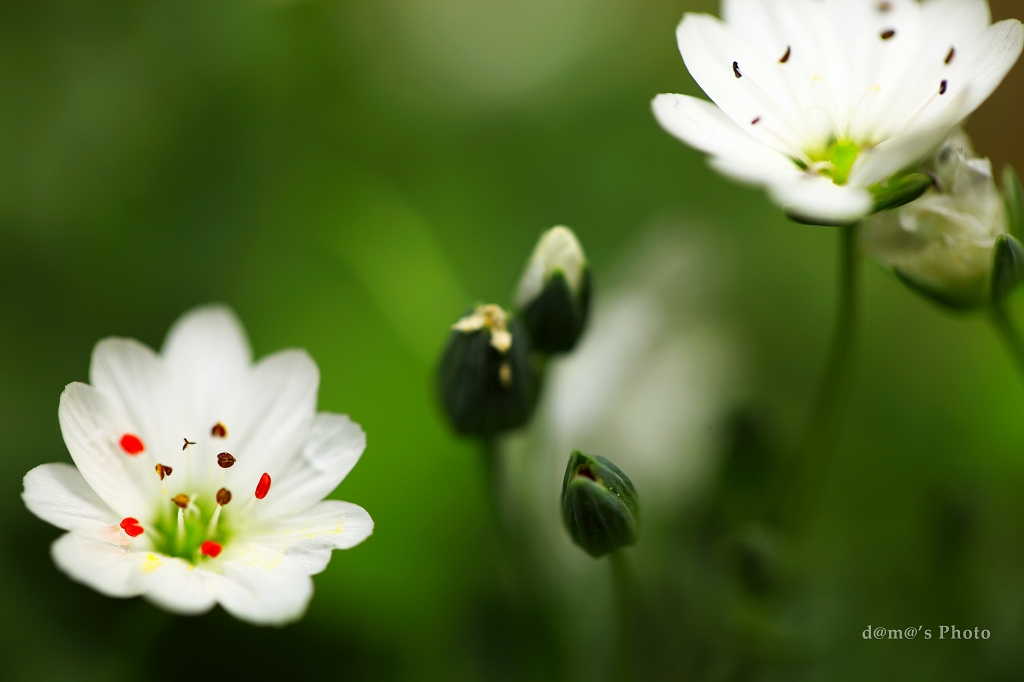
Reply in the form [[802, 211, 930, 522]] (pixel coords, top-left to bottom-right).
[[1, 0, 1023, 680]]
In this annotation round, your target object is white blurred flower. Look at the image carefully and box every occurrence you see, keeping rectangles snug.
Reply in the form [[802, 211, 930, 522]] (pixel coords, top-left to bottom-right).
[[22, 306, 373, 625], [863, 130, 1008, 308], [508, 227, 741, 562], [653, 0, 1022, 225]]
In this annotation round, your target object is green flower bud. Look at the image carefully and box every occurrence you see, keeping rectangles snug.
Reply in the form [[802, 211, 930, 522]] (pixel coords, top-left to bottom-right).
[[561, 450, 640, 558], [991, 233, 1024, 304], [438, 304, 538, 438], [1004, 166, 1023, 240], [515, 226, 591, 354], [863, 131, 1009, 310], [869, 172, 935, 214]]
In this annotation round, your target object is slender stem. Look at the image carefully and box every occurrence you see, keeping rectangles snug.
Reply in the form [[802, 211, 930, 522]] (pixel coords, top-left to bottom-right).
[[991, 304, 1024, 380], [785, 222, 861, 523], [609, 550, 636, 682]]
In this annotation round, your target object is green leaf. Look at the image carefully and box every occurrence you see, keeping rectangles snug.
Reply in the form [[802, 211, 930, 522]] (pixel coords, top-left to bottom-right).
[[991, 234, 1024, 305], [1003, 166, 1024, 240], [870, 172, 934, 214]]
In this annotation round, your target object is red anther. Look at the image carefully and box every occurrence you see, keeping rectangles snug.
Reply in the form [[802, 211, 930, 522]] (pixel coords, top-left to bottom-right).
[[200, 541, 222, 558], [255, 473, 271, 500], [120, 517, 139, 530], [124, 524, 144, 538], [119, 434, 145, 455]]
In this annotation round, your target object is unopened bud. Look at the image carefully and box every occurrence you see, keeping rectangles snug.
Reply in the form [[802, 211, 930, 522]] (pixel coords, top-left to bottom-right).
[[439, 304, 538, 438], [561, 450, 640, 558], [515, 226, 591, 353], [991, 234, 1024, 304]]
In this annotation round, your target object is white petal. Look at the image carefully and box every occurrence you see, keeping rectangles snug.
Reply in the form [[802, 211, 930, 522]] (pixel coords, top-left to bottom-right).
[[217, 544, 314, 626], [257, 413, 367, 516], [50, 533, 141, 599], [137, 557, 218, 616], [22, 463, 125, 545], [951, 19, 1024, 119], [651, 93, 796, 179], [250, 500, 374, 574], [677, 13, 817, 154], [223, 350, 319, 496], [90, 338, 180, 463], [769, 177, 873, 225], [58, 383, 157, 516], [849, 123, 952, 189], [161, 305, 252, 428]]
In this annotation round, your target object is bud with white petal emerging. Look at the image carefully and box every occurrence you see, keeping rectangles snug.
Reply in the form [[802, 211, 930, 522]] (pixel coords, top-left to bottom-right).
[[439, 304, 538, 438], [863, 131, 1010, 310], [561, 450, 640, 558], [515, 226, 591, 353]]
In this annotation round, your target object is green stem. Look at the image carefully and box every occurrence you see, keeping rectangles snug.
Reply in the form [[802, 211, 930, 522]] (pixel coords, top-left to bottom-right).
[[609, 550, 636, 682], [991, 304, 1024, 380], [786, 222, 861, 522]]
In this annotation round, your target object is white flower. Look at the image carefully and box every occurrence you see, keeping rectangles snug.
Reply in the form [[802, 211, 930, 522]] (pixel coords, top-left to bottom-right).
[[652, 0, 1023, 225], [863, 129, 1008, 308], [21, 306, 373, 626], [515, 226, 587, 310]]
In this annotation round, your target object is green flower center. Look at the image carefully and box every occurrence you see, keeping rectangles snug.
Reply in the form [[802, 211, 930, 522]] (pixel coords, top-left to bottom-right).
[[150, 497, 232, 563], [808, 139, 862, 185]]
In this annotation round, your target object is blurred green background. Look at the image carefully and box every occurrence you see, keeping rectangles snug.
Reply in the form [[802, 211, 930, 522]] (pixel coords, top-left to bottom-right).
[[1, 0, 1023, 680]]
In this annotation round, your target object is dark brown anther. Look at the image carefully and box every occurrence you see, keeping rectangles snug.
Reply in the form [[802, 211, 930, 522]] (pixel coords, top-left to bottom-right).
[[155, 464, 173, 480], [779, 46, 791, 64], [172, 494, 190, 509], [217, 452, 236, 469], [751, 116, 762, 125], [878, 1, 892, 12], [945, 47, 956, 65], [182, 438, 196, 451], [733, 61, 742, 78], [216, 488, 232, 506], [939, 80, 948, 95], [211, 422, 227, 438], [880, 29, 896, 40]]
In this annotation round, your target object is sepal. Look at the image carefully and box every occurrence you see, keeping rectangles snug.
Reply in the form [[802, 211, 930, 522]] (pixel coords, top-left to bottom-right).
[[991, 234, 1024, 305], [870, 172, 934, 214], [1004, 166, 1023, 240]]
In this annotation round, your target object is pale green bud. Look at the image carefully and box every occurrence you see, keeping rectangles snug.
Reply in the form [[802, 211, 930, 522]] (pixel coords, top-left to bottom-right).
[[515, 226, 591, 354], [863, 131, 1009, 310], [561, 450, 640, 558], [438, 304, 538, 438]]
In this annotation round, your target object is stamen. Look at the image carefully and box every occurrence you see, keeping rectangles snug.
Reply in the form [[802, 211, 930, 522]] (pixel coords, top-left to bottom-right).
[[779, 46, 791, 64], [733, 61, 742, 79], [217, 452, 236, 469], [255, 473, 271, 500], [939, 80, 948, 95], [211, 422, 227, 438], [172, 493, 190, 509], [119, 434, 145, 455], [182, 438, 196, 451], [751, 116, 762, 125], [880, 29, 896, 40], [878, 1, 892, 12], [155, 463, 173, 480], [176, 507, 185, 550], [120, 517, 144, 537], [120, 517, 139, 529], [200, 541, 222, 558], [945, 47, 956, 65], [216, 488, 232, 506]]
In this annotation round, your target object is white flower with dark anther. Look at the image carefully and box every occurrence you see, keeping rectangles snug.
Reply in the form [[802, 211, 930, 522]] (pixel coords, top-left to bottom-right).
[[652, 0, 1023, 225], [21, 306, 373, 626], [863, 129, 1008, 308]]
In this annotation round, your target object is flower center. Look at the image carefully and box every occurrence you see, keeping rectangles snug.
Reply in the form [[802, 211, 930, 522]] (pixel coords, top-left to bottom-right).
[[808, 139, 862, 186], [149, 490, 232, 563]]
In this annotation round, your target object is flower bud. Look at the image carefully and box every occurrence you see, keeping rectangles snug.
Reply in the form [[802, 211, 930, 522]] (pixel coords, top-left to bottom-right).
[[1004, 166, 1023, 239], [991, 234, 1024, 304], [863, 130, 1009, 310], [515, 226, 591, 353], [438, 304, 538, 438], [561, 450, 640, 558]]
